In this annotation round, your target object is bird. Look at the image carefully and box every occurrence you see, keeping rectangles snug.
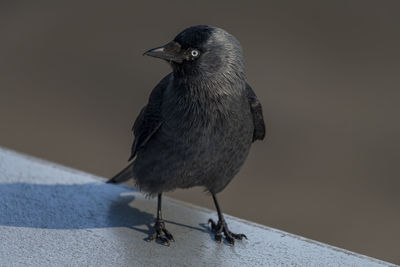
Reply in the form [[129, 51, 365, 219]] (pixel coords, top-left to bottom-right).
[[107, 25, 265, 246]]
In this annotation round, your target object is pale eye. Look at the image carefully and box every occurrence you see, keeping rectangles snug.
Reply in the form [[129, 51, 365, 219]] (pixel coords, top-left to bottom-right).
[[191, 49, 200, 57]]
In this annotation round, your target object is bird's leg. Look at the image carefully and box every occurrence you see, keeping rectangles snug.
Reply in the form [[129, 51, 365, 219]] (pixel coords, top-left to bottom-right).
[[208, 193, 247, 245], [149, 193, 174, 245]]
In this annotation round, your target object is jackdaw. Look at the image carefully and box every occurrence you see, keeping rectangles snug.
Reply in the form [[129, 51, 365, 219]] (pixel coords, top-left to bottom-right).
[[107, 25, 265, 246]]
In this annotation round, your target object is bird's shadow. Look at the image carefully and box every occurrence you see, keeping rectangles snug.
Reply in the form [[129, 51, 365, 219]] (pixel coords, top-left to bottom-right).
[[0, 182, 213, 242], [0, 182, 152, 231], [199, 222, 215, 239], [166, 220, 209, 234]]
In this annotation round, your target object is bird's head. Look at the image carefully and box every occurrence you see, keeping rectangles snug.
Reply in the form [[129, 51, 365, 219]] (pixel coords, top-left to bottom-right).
[[144, 25, 245, 79]]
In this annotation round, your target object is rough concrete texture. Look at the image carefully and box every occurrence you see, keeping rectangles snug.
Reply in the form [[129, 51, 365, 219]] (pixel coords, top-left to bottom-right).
[[0, 147, 396, 267]]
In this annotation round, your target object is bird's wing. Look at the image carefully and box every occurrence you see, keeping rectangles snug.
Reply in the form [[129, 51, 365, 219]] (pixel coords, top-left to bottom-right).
[[128, 73, 171, 161], [246, 83, 266, 142]]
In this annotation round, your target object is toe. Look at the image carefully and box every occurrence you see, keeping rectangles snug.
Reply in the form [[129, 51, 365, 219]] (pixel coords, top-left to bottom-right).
[[232, 233, 247, 240], [150, 232, 170, 246], [148, 232, 157, 241], [225, 235, 235, 246], [158, 236, 170, 246], [208, 219, 219, 232], [214, 233, 223, 243], [162, 228, 174, 241]]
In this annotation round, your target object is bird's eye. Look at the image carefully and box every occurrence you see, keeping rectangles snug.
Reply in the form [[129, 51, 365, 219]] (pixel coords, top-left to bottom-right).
[[191, 49, 200, 57]]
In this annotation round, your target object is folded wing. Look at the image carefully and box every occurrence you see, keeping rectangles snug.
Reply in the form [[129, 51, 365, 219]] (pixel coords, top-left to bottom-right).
[[246, 83, 266, 142]]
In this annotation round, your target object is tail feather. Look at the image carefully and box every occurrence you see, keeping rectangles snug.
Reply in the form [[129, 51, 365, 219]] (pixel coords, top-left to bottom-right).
[[106, 163, 134, 184]]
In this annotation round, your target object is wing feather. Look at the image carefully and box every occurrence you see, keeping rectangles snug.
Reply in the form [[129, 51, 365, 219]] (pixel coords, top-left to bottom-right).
[[246, 83, 266, 142], [128, 74, 171, 160]]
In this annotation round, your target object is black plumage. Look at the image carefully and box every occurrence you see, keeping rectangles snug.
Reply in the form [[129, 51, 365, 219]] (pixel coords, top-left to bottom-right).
[[107, 25, 265, 245]]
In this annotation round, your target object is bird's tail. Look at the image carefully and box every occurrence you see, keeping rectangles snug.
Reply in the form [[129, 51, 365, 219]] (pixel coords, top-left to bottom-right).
[[106, 163, 134, 184]]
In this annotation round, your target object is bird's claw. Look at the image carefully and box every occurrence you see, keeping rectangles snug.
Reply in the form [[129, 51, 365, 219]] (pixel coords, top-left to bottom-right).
[[208, 218, 247, 245], [148, 219, 174, 246]]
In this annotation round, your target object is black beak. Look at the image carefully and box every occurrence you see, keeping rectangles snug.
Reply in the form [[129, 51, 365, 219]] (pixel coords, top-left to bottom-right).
[[143, 41, 185, 63]]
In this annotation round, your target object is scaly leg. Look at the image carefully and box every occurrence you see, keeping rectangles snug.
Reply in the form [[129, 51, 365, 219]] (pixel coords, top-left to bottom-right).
[[149, 193, 174, 245], [208, 193, 247, 245]]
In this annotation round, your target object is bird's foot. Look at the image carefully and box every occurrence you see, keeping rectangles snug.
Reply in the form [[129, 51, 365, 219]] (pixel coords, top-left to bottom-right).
[[148, 219, 174, 246], [208, 218, 247, 245]]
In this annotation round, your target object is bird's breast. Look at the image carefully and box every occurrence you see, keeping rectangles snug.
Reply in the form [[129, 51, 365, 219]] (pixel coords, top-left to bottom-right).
[[161, 91, 252, 147]]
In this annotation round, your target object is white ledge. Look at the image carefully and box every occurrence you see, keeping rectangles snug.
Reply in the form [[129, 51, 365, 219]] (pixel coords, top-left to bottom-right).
[[0, 147, 396, 266]]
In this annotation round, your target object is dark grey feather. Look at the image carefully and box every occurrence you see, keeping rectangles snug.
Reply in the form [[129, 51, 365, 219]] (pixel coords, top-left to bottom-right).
[[246, 83, 266, 142], [128, 74, 171, 161], [106, 162, 133, 184], [108, 74, 170, 184], [108, 26, 265, 196]]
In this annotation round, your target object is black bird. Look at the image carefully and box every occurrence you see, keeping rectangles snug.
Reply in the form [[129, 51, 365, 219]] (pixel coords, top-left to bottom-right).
[[107, 25, 265, 245]]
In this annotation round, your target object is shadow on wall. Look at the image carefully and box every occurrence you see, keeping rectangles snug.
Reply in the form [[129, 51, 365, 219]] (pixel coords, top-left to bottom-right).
[[0, 183, 154, 230]]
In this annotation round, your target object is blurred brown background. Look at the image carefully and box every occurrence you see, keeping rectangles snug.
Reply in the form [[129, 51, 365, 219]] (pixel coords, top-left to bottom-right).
[[0, 0, 399, 263]]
